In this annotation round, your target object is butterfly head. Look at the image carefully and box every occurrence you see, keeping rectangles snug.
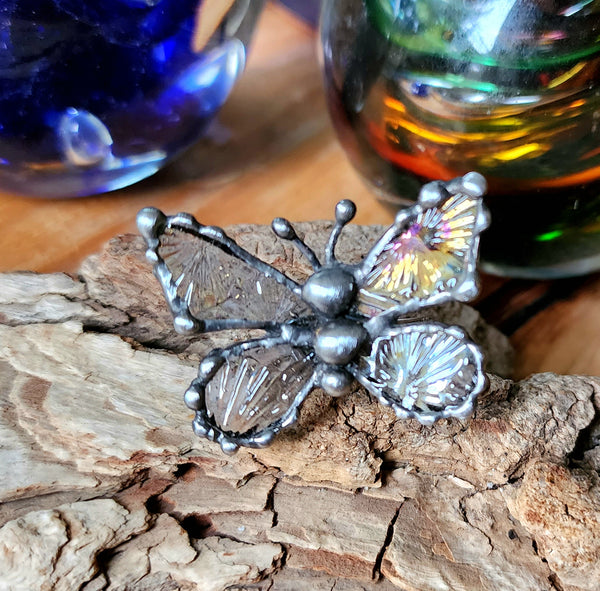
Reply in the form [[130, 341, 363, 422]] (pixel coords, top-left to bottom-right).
[[301, 267, 356, 317]]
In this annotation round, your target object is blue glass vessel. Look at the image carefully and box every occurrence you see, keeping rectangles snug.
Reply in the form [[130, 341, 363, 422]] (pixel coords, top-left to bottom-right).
[[0, 0, 264, 197]]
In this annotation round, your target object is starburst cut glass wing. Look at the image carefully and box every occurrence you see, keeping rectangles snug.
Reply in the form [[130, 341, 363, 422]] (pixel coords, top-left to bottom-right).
[[353, 323, 487, 425], [356, 173, 489, 318], [137, 208, 308, 334], [189, 340, 317, 453]]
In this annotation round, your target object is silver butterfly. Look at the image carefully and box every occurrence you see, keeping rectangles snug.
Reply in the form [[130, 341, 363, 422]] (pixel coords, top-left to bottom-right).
[[138, 172, 490, 454]]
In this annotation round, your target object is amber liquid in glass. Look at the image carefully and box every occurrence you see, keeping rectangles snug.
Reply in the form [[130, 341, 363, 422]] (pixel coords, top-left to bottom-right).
[[322, 0, 600, 277]]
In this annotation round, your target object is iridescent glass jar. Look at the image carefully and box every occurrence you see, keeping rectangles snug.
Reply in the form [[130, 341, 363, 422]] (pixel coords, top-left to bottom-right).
[[321, 0, 600, 277], [0, 0, 263, 197]]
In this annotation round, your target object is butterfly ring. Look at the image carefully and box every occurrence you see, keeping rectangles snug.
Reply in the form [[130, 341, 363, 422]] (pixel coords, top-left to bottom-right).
[[138, 172, 490, 454]]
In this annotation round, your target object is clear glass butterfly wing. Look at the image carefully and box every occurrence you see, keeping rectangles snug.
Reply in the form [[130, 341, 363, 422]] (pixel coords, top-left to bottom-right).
[[139, 210, 308, 328], [356, 182, 489, 317], [158, 226, 222, 320], [193, 341, 317, 451], [354, 323, 486, 424]]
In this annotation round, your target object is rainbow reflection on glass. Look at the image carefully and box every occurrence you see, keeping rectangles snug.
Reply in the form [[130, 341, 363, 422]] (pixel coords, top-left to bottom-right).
[[321, 0, 600, 277], [358, 188, 485, 315]]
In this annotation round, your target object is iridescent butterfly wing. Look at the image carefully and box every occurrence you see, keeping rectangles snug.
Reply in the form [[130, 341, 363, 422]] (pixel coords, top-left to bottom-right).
[[349, 173, 490, 423], [356, 172, 490, 319], [137, 208, 319, 452], [352, 322, 487, 424]]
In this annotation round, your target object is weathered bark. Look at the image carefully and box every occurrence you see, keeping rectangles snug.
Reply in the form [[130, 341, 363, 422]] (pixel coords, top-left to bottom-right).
[[0, 223, 598, 591]]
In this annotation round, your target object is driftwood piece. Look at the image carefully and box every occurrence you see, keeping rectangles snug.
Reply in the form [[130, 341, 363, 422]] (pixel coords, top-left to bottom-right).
[[0, 223, 598, 591]]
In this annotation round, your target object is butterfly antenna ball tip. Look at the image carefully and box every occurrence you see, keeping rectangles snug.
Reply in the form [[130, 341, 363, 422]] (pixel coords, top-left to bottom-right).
[[271, 217, 297, 240], [335, 199, 357, 225], [271, 217, 321, 270], [326, 199, 356, 263]]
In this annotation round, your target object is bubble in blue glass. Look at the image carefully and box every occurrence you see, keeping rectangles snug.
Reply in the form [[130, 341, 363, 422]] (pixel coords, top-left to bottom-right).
[[58, 108, 114, 167]]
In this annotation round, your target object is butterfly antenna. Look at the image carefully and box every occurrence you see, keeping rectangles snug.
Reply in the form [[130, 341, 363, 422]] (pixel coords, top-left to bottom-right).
[[272, 217, 321, 270], [325, 200, 356, 264]]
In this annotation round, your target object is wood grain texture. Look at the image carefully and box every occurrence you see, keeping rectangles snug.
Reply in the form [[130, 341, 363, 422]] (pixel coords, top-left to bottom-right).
[[0, 224, 598, 590]]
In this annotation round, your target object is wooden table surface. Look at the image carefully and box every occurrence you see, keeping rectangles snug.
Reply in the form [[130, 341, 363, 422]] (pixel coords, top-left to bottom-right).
[[1, 2, 600, 381]]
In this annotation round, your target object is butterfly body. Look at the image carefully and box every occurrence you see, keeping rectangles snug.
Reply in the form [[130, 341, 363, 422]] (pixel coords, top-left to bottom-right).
[[138, 172, 490, 454]]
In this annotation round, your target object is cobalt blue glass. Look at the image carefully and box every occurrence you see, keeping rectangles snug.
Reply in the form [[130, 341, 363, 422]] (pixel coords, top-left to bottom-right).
[[0, 0, 264, 197]]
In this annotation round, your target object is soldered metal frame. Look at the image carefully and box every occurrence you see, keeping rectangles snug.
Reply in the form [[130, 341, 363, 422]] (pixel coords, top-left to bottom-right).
[[138, 172, 490, 454]]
